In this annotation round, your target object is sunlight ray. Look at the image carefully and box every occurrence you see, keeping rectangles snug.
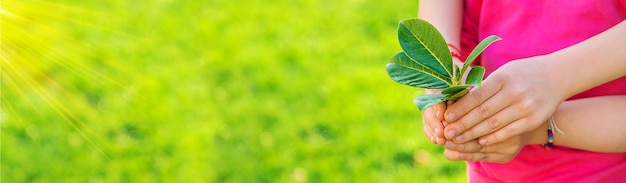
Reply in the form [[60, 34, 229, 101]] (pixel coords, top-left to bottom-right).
[[1, 0, 119, 157]]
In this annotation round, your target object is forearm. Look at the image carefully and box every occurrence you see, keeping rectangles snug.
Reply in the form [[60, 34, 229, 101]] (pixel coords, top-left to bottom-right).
[[418, 0, 462, 46], [418, 0, 464, 67], [531, 20, 626, 152], [546, 20, 626, 101], [527, 95, 626, 153]]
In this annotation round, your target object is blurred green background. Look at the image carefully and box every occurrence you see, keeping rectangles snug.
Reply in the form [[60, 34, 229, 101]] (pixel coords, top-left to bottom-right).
[[1, 0, 465, 182]]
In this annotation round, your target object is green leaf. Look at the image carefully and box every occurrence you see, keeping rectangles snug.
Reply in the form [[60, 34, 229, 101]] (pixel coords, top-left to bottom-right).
[[414, 94, 448, 111], [460, 35, 501, 76], [465, 66, 485, 86], [454, 64, 461, 85], [442, 85, 471, 101], [446, 88, 469, 101], [386, 52, 452, 89], [442, 85, 470, 95], [386, 18, 501, 112], [398, 19, 453, 78]]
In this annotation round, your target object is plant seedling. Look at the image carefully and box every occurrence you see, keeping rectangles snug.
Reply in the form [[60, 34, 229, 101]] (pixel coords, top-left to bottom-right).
[[386, 19, 501, 110]]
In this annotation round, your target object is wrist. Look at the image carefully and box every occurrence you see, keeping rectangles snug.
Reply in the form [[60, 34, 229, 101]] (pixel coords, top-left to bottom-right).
[[535, 53, 572, 102], [524, 119, 550, 145]]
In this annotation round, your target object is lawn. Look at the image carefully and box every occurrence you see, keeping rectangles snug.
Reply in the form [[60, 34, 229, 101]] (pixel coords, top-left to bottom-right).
[[1, 0, 465, 182]]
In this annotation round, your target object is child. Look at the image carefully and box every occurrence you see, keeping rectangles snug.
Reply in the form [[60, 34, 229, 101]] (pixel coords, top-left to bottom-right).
[[418, 0, 626, 182]]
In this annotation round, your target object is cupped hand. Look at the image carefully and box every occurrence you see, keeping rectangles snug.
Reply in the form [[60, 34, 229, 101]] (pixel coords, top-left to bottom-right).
[[441, 121, 547, 162], [442, 135, 524, 163], [442, 55, 566, 146], [421, 89, 448, 145]]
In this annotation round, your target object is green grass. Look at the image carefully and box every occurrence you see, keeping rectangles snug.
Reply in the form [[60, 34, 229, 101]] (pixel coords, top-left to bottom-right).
[[1, 0, 466, 182]]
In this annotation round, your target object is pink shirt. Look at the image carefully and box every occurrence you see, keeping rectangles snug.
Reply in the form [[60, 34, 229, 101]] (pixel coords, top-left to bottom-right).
[[460, 0, 626, 182]]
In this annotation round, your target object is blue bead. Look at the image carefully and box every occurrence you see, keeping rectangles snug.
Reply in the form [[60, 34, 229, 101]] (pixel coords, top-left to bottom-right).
[[548, 136, 554, 140]]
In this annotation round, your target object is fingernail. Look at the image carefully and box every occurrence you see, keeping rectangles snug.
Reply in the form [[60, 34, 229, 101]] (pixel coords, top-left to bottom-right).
[[447, 130, 456, 139], [435, 128, 440, 136], [479, 139, 487, 145], [430, 136, 435, 143], [455, 135, 464, 142], [436, 110, 441, 118], [447, 113, 455, 121]]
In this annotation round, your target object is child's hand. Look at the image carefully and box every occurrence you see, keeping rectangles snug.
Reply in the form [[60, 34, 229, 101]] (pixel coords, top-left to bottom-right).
[[441, 133, 526, 163], [442, 55, 566, 146], [422, 89, 448, 145], [441, 122, 547, 162]]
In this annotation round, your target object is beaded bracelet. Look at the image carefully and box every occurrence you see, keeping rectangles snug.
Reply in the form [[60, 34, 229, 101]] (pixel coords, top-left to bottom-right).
[[543, 126, 554, 150], [543, 115, 566, 150]]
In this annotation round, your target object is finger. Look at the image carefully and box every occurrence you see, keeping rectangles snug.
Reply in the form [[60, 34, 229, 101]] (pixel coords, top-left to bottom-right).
[[452, 106, 524, 144], [435, 134, 446, 145], [423, 103, 446, 140], [444, 140, 486, 153], [432, 102, 446, 121], [423, 125, 435, 144], [431, 102, 446, 139], [444, 76, 504, 123], [447, 100, 455, 105], [424, 89, 447, 140], [444, 150, 514, 162], [423, 112, 445, 145], [479, 118, 542, 146], [443, 149, 487, 161], [428, 120, 446, 146], [424, 119, 446, 146], [443, 149, 464, 161], [421, 106, 437, 144], [461, 152, 516, 163], [444, 91, 513, 142]]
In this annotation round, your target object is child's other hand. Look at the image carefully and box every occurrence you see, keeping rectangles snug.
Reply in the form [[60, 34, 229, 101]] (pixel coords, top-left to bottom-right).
[[441, 124, 547, 162], [441, 133, 526, 163]]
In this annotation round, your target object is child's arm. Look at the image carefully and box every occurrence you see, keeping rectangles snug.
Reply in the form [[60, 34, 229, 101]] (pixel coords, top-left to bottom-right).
[[443, 20, 626, 146], [442, 95, 626, 162], [417, 0, 464, 145], [526, 95, 626, 153], [418, 0, 462, 51]]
